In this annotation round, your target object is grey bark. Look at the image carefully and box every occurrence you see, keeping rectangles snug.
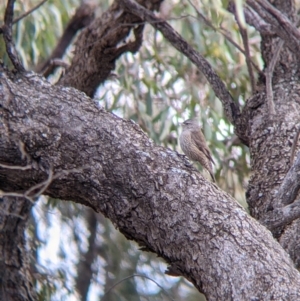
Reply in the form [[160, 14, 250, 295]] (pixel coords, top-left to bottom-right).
[[1, 69, 300, 300], [59, 0, 163, 97], [0, 196, 36, 301], [35, 1, 96, 76], [2, 0, 300, 300], [75, 208, 98, 301]]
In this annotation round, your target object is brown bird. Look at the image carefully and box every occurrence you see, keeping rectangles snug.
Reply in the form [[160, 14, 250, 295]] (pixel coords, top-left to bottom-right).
[[179, 119, 215, 182]]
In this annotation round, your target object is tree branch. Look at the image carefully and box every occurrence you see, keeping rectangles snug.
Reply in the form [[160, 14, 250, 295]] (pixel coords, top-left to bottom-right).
[[261, 198, 300, 230], [273, 150, 300, 208], [290, 127, 300, 167], [255, 0, 300, 38], [120, 0, 241, 126], [244, 5, 276, 35], [265, 39, 284, 115], [246, 0, 300, 58], [59, 0, 162, 97], [230, 6, 256, 93], [189, 0, 262, 77], [13, 0, 48, 24], [35, 1, 96, 76]]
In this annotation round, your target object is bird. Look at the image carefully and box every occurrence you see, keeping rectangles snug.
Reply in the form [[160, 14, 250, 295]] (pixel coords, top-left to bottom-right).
[[179, 119, 215, 182]]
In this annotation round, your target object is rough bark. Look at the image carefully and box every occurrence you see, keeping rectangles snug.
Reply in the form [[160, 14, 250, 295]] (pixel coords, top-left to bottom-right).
[[1, 69, 300, 300], [0, 196, 35, 301], [35, 1, 97, 77], [59, 0, 163, 97], [2, 0, 300, 299], [242, 0, 300, 267]]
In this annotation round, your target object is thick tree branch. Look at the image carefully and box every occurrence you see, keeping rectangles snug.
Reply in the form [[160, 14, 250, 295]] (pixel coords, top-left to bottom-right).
[[120, 0, 241, 127], [1, 70, 300, 299], [246, 0, 300, 58], [243, 5, 276, 35], [255, 0, 299, 37], [274, 150, 300, 208], [59, 0, 162, 97], [261, 198, 300, 231], [35, 1, 96, 76]]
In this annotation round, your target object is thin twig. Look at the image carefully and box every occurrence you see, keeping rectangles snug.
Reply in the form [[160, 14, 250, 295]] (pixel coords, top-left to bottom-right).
[[0, 191, 35, 204], [1, 209, 26, 220], [41, 59, 70, 76], [1, 166, 84, 203], [290, 127, 300, 167], [0, 163, 31, 170], [24, 166, 84, 198], [120, 0, 240, 126], [25, 167, 54, 197], [2, 0, 25, 71], [233, 9, 256, 93], [188, 0, 261, 76], [13, 0, 48, 24], [102, 274, 175, 301]]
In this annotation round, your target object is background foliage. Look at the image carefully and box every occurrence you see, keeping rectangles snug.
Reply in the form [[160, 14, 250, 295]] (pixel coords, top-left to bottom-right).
[[0, 0, 261, 299]]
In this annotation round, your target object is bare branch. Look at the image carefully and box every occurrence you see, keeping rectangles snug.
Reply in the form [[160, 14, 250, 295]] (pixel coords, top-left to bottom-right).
[[36, 1, 96, 76], [0, 191, 34, 204], [274, 150, 300, 208], [265, 39, 284, 115], [13, 0, 48, 24], [231, 7, 256, 93], [189, 0, 262, 77], [0, 166, 84, 203], [0, 163, 31, 170], [25, 167, 54, 198], [246, 0, 300, 57], [102, 274, 175, 301], [2, 0, 25, 71], [255, 0, 300, 39], [261, 198, 300, 230], [25, 166, 84, 198], [244, 6, 275, 35], [290, 127, 300, 167], [41, 59, 70, 76], [120, 0, 240, 126], [0, 209, 26, 220]]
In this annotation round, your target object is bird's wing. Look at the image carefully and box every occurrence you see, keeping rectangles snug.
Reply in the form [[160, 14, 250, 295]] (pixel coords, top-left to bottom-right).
[[191, 129, 215, 165]]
